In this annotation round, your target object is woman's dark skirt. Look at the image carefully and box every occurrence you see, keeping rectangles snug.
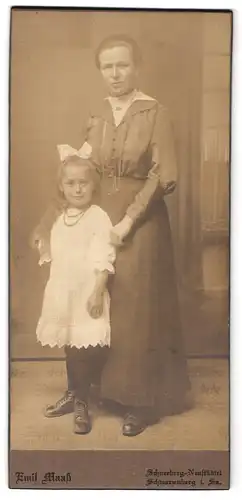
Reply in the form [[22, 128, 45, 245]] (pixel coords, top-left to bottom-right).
[[97, 177, 191, 416]]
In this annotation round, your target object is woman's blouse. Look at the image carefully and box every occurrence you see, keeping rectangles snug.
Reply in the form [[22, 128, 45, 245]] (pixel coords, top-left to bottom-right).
[[84, 91, 177, 221]]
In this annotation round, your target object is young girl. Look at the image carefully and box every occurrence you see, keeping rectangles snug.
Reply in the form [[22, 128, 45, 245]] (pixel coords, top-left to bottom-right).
[[35, 153, 115, 434]]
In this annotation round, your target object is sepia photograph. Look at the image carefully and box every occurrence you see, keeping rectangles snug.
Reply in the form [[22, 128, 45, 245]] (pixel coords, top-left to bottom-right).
[[9, 7, 231, 489]]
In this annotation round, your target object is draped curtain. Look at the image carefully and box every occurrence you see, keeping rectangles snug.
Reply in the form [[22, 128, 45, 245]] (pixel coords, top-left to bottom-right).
[[138, 13, 204, 291]]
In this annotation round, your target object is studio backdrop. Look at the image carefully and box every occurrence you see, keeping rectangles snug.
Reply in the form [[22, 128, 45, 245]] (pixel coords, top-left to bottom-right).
[[10, 10, 231, 358]]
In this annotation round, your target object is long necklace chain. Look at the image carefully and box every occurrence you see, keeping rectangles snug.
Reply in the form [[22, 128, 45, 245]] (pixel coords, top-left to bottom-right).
[[63, 209, 85, 227]]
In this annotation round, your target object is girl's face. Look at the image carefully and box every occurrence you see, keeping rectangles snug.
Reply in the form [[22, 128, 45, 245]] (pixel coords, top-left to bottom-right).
[[60, 164, 95, 210]]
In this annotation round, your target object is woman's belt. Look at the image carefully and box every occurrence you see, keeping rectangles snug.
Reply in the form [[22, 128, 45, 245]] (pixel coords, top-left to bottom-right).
[[101, 167, 146, 194]]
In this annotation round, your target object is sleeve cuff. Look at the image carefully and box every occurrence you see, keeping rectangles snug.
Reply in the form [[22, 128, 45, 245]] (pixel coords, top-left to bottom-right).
[[94, 262, 115, 274], [161, 180, 177, 195]]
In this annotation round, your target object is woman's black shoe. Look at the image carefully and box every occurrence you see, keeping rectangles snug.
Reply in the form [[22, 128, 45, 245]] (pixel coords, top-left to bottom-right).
[[74, 399, 91, 434], [122, 413, 147, 437], [44, 391, 74, 418]]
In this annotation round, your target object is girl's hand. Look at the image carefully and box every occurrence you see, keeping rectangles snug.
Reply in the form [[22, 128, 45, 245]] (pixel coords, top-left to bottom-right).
[[110, 215, 133, 247], [87, 290, 104, 319]]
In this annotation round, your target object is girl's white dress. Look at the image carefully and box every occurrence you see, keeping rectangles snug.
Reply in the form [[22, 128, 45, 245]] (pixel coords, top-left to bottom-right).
[[36, 205, 115, 349]]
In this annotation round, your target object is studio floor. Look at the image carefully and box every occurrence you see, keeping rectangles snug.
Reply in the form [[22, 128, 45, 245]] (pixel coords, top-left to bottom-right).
[[10, 358, 228, 451]]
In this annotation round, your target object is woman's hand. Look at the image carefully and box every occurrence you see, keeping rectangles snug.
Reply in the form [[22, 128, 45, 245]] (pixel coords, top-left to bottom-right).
[[38, 249, 51, 267], [29, 226, 49, 251], [30, 233, 51, 266], [87, 290, 104, 319], [29, 228, 42, 249], [110, 215, 133, 247]]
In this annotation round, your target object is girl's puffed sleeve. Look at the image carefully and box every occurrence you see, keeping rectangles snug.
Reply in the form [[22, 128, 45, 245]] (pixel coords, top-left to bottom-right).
[[91, 211, 116, 274], [126, 105, 177, 222]]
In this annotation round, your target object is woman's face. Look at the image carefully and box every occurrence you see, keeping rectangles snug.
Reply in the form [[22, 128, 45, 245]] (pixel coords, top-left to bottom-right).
[[60, 164, 95, 210], [99, 45, 137, 97]]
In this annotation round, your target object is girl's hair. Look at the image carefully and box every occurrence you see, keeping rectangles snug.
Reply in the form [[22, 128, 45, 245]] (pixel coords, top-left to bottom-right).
[[57, 155, 101, 199], [95, 34, 142, 69]]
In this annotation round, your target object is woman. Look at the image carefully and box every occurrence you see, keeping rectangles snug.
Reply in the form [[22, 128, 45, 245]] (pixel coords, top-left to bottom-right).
[[33, 35, 191, 436]]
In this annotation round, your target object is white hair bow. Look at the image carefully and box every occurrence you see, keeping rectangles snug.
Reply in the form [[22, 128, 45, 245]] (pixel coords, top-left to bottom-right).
[[57, 142, 92, 162]]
